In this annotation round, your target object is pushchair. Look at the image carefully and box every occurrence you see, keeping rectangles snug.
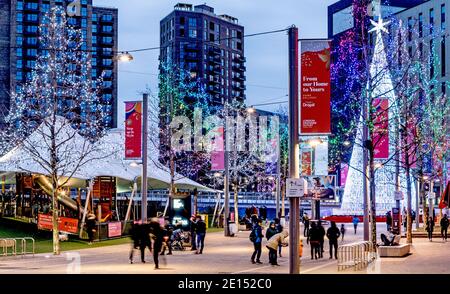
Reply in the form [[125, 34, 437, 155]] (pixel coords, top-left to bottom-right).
[[171, 229, 190, 251]]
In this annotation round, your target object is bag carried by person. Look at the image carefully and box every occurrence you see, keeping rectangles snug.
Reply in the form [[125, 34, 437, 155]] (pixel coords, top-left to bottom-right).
[[249, 229, 256, 242]]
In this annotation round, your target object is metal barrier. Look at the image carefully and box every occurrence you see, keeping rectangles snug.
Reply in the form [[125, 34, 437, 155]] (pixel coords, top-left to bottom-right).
[[337, 241, 376, 271], [0, 238, 17, 257], [0, 238, 35, 257]]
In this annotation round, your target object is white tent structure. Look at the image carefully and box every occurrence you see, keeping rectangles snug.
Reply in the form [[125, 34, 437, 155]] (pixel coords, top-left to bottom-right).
[[0, 116, 213, 192]]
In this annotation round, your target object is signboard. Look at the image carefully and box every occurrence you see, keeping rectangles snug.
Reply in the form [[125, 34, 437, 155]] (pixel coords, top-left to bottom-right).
[[125, 101, 142, 160], [38, 214, 79, 234], [314, 140, 329, 175], [340, 164, 349, 187], [108, 222, 122, 238], [301, 150, 312, 176], [211, 126, 225, 171], [286, 178, 308, 198], [373, 99, 389, 159], [303, 175, 336, 200], [265, 138, 279, 175], [300, 39, 331, 135], [391, 207, 401, 235], [394, 191, 404, 201]]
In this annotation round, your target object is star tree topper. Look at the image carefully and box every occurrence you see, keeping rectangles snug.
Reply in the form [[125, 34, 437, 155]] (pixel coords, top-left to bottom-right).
[[369, 15, 391, 34]]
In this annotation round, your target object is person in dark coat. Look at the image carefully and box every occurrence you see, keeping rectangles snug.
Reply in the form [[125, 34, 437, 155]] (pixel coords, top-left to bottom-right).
[[441, 214, 449, 242], [149, 219, 164, 269], [190, 215, 197, 251], [138, 223, 152, 263], [307, 222, 321, 260], [317, 221, 326, 258], [86, 213, 96, 245], [250, 219, 264, 264], [326, 221, 341, 259], [266, 222, 278, 241], [426, 216, 435, 241], [129, 222, 141, 264], [302, 213, 310, 237], [340, 224, 346, 242], [161, 220, 173, 255], [195, 216, 207, 254], [386, 211, 392, 232]]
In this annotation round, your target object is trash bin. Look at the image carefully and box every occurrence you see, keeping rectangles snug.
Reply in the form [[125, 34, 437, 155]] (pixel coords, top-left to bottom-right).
[[229, 222, 237, 236]]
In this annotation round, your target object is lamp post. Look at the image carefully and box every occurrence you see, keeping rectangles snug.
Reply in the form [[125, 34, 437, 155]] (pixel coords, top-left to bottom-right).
[[141, 93, 148, 223]]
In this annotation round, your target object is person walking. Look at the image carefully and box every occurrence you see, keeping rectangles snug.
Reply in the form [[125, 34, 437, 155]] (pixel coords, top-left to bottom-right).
[[440, 214, 449, 242], [189, 215, 198, 251], [326, 221, 341, 259], [161, 220, 173, 255], [266, 230, 289, 266], [426, 216, 435, 242], [274, 218, 284, 257], [317, 221, 325, 258], [302, 213, 310, 237], [129, 222, 141, 264], [307, 222, 321, 260], [386, 211, 392, 232], [86, 213, 96, 245], [149, 219, 164, 269], [340, 224, 346, 242], [195, 215, 207, 254], [139, 222, 152, 263], [352, 216, 359, 234], [250, 219, 264, 264]]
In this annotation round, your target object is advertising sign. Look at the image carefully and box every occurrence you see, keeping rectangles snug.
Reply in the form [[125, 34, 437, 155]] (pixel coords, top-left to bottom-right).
[[340, 164, 349, 187], [300, 39, 331, 135], [125, 101, 142, 160], [301, 150, 312, 176], [286, 178, 308, 198], [38, 214, 79, 234], [373, 99, 389, 159], [302, 175, 336, 200], [314, 141, 329, 175], [108, 222, 122, 238], [211, 126, 225, 171]]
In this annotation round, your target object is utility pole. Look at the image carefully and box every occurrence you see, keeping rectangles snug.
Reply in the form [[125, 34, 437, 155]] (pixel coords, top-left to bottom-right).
[[224, 102, 231, 236], [288, 26, 300, 274], [141, 93, 148, 223], [276, 135, 281, 218], [362, 92, 370, 241]]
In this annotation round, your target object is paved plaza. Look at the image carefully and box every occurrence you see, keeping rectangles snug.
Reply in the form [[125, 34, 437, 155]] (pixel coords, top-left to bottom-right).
[[0, 223, 447, 274]]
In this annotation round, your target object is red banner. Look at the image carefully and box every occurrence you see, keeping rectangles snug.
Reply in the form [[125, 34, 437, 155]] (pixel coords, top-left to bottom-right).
[[125, 101, 142, 159], [108, 222, 122, 238], [340, 164, 349, 187], [38, 214, 79, 234], [373, 99, 389, 159], [300, 40, 331, 135], [211, 126, 224, 171]]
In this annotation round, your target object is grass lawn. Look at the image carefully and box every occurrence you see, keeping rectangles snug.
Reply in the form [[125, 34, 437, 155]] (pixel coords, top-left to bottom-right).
[[0, 223, 131, 254]]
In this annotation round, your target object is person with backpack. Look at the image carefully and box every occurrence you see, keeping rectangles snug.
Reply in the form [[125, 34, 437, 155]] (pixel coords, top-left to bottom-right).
[[250, 219, 264, 264], [326, 221, 341, 259], [441, 214, 449, 242], [266, 222, 278, 241]]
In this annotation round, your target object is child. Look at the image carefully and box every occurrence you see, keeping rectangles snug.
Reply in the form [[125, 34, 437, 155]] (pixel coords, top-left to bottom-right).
[[340, 224, 346, 242]]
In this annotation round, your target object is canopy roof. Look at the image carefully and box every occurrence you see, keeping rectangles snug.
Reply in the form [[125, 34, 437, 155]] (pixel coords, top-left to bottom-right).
[[0, 116, 213, 192]]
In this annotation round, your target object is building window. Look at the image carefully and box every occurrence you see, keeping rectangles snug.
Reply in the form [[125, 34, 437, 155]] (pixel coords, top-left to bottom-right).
[[92, 13, 97, 22], [26, 26, 38, 33], [442, 36, 446, 77], [27, 37, 37, 45], [419, 13, 423, 38], [16, 60, 23, 69], [16, 71, 23, 81], [102, 59, 112, 66], [180, 17, 185, 25], [16, 13, 23, 22], [81, 19, 87, 28], [92, 36, 97, 44], [16, 36, 23, 46], [92, 25, 97, 33], [17, 24, 23, 33], [429, 8, 434, 35], [27, 14, 38, 22], [102, 25, 113, 33], [27, 48, 37, 56], [26, 60, 36, 69], [81, 7, 87, 17], [407, 17, 413, 42], [189, 28, 197, 38], [17, 1, 23, 10], [442, 4, 446, 31], [68, 17, 77, 26], [102, 14, 113, 22], [26, 2, 38, 10], [102, 36, 113, 44]]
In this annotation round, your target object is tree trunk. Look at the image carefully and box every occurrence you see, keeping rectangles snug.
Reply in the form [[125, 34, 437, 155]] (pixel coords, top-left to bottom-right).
[[369, 153, 377, 252], [52, 177, 60, 255], [406, 166, 413, 244], [234, 180, 238, 225]]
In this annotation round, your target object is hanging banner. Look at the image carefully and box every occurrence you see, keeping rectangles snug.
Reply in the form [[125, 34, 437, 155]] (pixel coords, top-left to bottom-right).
[[301, 150, 312, 176], [211, 126, 225, 171], [125, 101, 142, 160], [300, 39, 331, 135], [340, 164, 349, 188], [314, 141, 329, 175], [373, 98, 389, 159], [265, 138, 279, 175]]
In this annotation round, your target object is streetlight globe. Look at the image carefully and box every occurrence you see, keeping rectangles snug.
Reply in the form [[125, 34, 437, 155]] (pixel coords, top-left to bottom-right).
[[118, 52, 134, 62], [214, 172, 222, 178], [130, 161, 139, 167], [308, 138, 323, 147], [247, 106, 256, 114]]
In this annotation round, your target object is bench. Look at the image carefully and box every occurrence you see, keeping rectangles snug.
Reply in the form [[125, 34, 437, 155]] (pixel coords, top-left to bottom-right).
[[378, 244, 410, 257]]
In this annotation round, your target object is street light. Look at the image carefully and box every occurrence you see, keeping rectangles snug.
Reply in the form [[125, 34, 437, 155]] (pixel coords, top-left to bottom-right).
[[343, 140, 351, 147], [246, 106, 256, 114], [117, 51, 134, 62], [307, 138, 323, 147], [129, 161, 140, 168]]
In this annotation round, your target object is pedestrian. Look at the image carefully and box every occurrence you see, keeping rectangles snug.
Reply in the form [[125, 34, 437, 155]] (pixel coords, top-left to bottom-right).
[[307, 222, 321, 260], [302, 213, 310, 237], [161, 220, 173, 255], [326, 221, 341, 259], [266, 230, 289, 266], [195, 215, 207, 254], [250, 219, 264, 264], [189, 214, 197, 251], [317, 221, 325, 258], [386, 211, 392, 232], [340, 224, 346, 242], [352, 216, 359, 234], [86, 213, 96, 245], [139, 222, 152, 263], [426, 216, 435, 242], [149, 218, 164, 269], [266, 222, 278, 241], [129, 222, 141, 264], [274, 218, 284, 257], [440, 214, 449, 242]]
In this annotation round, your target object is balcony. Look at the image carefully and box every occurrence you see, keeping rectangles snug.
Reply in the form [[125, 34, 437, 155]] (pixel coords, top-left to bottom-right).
[[233, 74, 246, 82], [233, 55, 246, 63], [232, 65, 246, 72], [208, 79, 220, 85], [184, 44, 199, 52], [207, 57, 220, 65], [210, 86, 221, 94]]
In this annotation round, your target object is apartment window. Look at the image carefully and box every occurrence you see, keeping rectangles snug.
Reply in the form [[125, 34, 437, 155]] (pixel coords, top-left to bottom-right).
[[26, 26, 38, 33], [27, 37, 37, 45], [442, 36, 446, 77], [102, 14, 113, 22], [26, 2, 38, 10], [16, 13, 23, 22], [102, 36, 113, 44], [442, 4, 446, 31], [189, 28, 197, 38], [41, 3, 50, 12], [27, 48, 37, 56], [102, 25, 113, 33], [16, 71, 23, 81], [81, 19, 87, 28], [103, 47, 112, 55], [102, 59, 112, 66], [92, 25, 97, 33], [17, 1, 23, 10], [408, 17, 413, 42], [180, 17, 185, 25], [27, 60, 36, 69], [17, 24, 23, 33], [81, 7, 87, 17], [419, 13, 423, 37], [92, 58, 97, 66], [68, 18, 77, 26], [92, 35, 97, 44], [27, 14, 38, 21], [92, 13, 98, 22], [91, 69, 97, 78], [16, 36, 23, 46], [16, 60, 23, 69]]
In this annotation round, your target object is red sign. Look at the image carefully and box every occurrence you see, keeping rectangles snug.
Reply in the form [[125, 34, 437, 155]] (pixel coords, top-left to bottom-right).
[[211, 126, 225, 171], [301, 151, 312, 176], [108, 222, 122, 238], [38, 214, 79, 234], [373, 99, 389, 159], [300, 40, 331, 135], [125, 101, 142, 159], [340, 164, 349, 187]]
